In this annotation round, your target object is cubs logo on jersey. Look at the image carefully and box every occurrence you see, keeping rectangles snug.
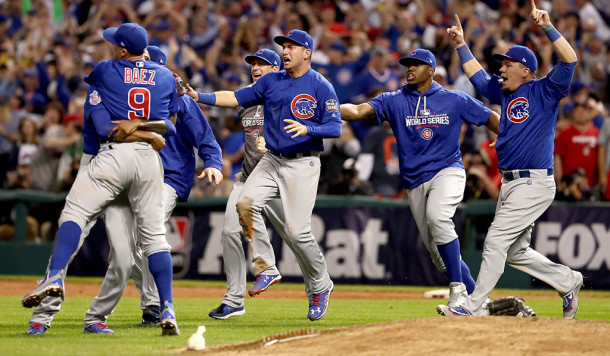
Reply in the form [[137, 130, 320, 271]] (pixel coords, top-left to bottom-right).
[[291, 94, 317, 119], [507, 97, 530, 123], [252, 129, 260, 140], [421, 128, 433, 140]]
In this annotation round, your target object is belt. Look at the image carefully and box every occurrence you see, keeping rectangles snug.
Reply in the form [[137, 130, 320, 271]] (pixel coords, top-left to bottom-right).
[[268, 150, 319, 159], [500, 169, 553, 181]]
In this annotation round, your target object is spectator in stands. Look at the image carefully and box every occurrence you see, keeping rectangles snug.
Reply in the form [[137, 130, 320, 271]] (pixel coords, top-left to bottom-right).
[[7, 118, 38, 189], [319, 122, 361, 194], [555, 97, 600, 190], [357, 121, 403, 198], [313, 40, 370, 104], [598, 117, 610, 200]]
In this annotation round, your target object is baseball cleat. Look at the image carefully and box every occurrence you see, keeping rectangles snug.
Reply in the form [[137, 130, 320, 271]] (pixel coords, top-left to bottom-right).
[[160, 301, 180, 336], [308, 283, 333, 321], [25, 323, 48, 335], [447, 282, 467, 308], [208, 303, 245, 320], [248, 274, 282, 297], [21, 270, 64, 308], [562, 271, 584, 319], [437, 304, 472, 316], [141, 305, 161, 326], [84, 323, 115, 334]]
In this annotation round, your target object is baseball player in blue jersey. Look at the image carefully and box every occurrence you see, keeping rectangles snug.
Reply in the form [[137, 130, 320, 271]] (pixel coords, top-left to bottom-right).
[[25, 82, 169, 335], [187, 30, 340, 321], [21, 23, 182, 335], [191, 49, 316, 319], [438, 0, 583, 317], [341, 48, 500, 309]]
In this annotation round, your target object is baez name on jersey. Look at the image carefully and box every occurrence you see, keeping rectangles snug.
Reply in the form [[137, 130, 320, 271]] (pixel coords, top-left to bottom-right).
[[124, 68, 156, 85], [404, 114, 450, 127]]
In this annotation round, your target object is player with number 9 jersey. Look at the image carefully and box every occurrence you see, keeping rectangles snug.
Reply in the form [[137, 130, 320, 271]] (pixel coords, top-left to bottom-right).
[[84, 56, 179, 124]]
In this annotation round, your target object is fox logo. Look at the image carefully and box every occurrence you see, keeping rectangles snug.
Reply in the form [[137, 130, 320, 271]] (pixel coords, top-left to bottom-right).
[[507, 97, 530, 123], [291, 94, 317, 119]]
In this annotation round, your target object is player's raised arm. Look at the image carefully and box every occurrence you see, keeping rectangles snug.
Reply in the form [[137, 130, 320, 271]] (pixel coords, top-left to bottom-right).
[[447, 14, 483, 79], [340, 103, 376, 122], [185, 83, 240, 108], [530, 0, 577, 63]]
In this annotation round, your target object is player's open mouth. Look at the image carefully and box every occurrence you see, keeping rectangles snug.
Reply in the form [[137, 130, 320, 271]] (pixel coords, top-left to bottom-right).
[[407, 73, 414, 81], [283, 57, 291, 63], [253, 73, 262, 78]]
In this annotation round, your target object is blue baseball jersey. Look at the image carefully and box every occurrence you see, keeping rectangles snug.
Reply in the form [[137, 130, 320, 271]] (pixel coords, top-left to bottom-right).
[[472, 61, 576, 170], [234, 68, 342, 153], [369, 81, 491, 189], [160, 96, 222, 201], [83, 85, 105, 154], [84, 59, 179, 123]]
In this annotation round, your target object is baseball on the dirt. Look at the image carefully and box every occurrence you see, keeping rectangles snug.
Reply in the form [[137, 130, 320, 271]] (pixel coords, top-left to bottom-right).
[[187, 325, 206, 350]]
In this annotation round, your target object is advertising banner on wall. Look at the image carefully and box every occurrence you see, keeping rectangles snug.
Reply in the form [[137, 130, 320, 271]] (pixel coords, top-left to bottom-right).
[[69, 202, 610, 289]]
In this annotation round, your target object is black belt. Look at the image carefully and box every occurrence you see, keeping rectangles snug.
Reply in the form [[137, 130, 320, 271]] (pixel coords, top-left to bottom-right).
[[268, 150, 318, 159], [500, 169, 553, 181]]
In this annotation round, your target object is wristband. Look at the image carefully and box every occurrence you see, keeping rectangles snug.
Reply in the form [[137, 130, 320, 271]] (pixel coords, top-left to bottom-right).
[[543, 24, 561, 43], [198, 93, 216, 105], [457, 45, 475, 64]]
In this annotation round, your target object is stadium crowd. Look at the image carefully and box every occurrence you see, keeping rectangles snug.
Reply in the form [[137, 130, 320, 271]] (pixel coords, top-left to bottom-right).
[[1, 0, 610, 238]]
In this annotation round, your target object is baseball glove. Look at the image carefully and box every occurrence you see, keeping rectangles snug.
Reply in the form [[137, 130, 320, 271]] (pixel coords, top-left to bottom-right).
[[173, 72, 186, 96], [488, 296, 536, 317]]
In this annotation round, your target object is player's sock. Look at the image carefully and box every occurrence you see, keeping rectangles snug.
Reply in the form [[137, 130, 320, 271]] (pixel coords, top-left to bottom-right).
[[460, 260, 475, 294], [49, 221, 82, 271], [148, 251, 173, 305], [437, 239, 462, 283]]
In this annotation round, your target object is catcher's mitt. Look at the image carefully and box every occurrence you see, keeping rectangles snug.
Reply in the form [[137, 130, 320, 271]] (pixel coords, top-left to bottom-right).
[[488, 296, 536, 317]]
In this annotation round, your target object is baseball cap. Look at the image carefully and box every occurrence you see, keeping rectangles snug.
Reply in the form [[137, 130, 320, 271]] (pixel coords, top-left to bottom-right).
[[103, 23, 148, 55], [329, 41, 347, 53], [399, 49, 436, 69], [245, 49, 281, 67], [274, 29, 313, 51], [492, 45, 537, 73], [147, 45, 167, 66]]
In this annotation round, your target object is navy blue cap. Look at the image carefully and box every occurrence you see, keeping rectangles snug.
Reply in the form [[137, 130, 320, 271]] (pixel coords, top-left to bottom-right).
[[492, 45, 537, 73], [245, 49, 281, 67], [103, 23, 148, 55], [399, 49, 436, 69], [274, 29, 313, 51], [147, 45, 167, 66], [329, 41, 347, 53]]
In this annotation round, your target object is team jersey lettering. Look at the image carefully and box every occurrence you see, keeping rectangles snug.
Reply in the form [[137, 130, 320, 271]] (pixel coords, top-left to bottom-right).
[[128, 87, 151, 120], [405, 115, 449, 126], [291, 94, 317, 119], [124, 68, 157, 85], [507, 97, 529, 123]]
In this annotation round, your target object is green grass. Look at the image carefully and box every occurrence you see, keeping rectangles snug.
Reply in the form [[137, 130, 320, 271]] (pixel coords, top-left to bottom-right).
[[2, 279, 610, 356]]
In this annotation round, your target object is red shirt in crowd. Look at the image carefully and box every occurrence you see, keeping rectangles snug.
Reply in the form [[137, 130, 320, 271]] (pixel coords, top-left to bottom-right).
[[554, 124, 600, 187]]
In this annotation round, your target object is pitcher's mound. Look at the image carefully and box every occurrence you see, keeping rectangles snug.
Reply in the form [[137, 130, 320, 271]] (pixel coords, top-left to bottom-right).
[[179, 317, 610, 355]]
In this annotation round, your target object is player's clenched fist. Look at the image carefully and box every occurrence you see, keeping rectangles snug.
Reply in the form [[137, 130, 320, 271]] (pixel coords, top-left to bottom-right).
[[150, 132, 166, 152], [530, 0, 550, 27], [184, 83, 199, 102], [446, 14, 465, 48], [255, 136, 267, 153]]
